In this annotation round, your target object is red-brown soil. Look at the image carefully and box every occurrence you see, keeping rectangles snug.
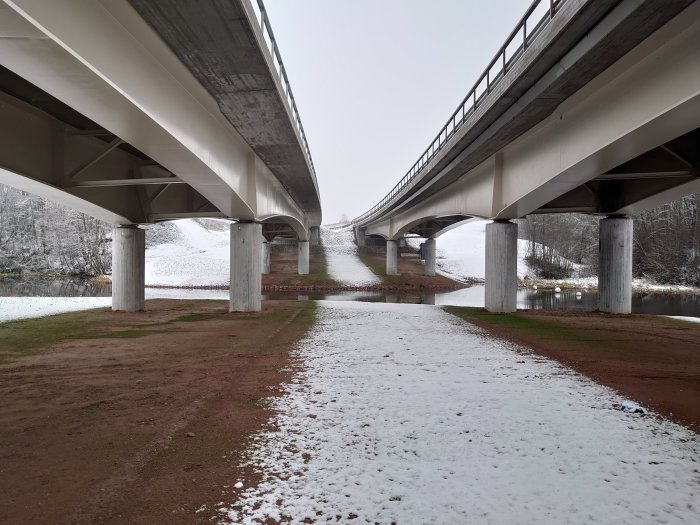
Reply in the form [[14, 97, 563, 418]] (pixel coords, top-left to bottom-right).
[[448, 308, 700, 431], [0, 299, 315, 525]]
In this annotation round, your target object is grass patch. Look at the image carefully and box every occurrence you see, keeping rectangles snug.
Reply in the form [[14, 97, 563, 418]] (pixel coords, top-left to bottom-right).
[[172, 313, 217, 323], [446, 306, 608, 346], [0, 312, 154, 364]]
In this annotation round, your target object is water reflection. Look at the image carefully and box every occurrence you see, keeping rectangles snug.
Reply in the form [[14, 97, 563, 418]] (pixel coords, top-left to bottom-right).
[[0, 276, 111, 297], [2, 278, 700, 317]]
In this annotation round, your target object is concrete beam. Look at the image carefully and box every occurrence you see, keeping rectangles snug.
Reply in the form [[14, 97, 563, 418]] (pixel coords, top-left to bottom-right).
[[485, 221, 517, 313], [112, 225, 145, 312], [598, 216, 633, 314], [230, 222, 262, 312]]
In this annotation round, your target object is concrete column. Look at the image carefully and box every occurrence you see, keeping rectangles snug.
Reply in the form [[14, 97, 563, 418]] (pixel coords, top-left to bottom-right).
[[485, 220, 517, 313], [386, 240, 399, 276], [355, 226, 367, 247], [598, 216, 633, 314], [261, 241, 271, 275], [112, 225, 145, 312], [424, 238, 436, 276], [230, 222, 262, 312], [309, 226, 321, 246], [298, 240, 310, 275]]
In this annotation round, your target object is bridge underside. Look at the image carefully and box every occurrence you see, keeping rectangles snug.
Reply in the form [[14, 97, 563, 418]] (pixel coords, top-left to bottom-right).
[[536, 129, 699, 214], [364, 4, 700, 241], [0, 0, 319, 239]]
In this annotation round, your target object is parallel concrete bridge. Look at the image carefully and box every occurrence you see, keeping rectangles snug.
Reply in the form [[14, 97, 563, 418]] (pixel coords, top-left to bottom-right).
[[353, 0, 700, 314], [0, 0, 321, 312]]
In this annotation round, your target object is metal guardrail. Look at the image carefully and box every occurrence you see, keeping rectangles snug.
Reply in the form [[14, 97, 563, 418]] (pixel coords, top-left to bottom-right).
[[251, 0, 317, 180], [352, 0, 569, 225]]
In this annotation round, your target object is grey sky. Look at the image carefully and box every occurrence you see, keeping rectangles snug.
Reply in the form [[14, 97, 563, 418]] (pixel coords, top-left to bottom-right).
[[264, 0, 531, 223]]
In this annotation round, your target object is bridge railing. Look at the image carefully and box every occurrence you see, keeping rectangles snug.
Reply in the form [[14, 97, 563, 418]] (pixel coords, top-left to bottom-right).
[[353, 0, 569, 225], [250, 0, 317, 180]]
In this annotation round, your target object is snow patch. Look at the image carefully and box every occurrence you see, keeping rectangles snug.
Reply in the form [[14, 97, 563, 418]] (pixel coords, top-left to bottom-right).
[[225, 301, 699, 524], [0, 297, 111, 323], [321, 226, 381, 286]]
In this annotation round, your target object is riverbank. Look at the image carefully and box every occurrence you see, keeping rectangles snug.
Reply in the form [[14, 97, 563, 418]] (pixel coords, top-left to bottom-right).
[[0, 299, 315, 524], [447, 307, 700, 430]]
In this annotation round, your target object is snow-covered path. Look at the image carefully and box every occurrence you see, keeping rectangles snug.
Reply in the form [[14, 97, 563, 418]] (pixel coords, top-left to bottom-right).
[[226, 301, 699, 524], [321, 226, 381, 286]]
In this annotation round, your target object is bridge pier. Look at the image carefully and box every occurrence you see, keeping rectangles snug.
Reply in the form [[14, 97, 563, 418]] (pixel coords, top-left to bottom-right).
[[485, 220, 517, 313], [424, 238, 436, 276], [309, 226, 321, 246], [598, 216, 633, 314], [112, 225, 145, 312], [261, 241, 271, 275], [386, 240, 399, 276], [230, 222, 262, 312], [298, 240, 310, 275], [354, 227, 367, 248]]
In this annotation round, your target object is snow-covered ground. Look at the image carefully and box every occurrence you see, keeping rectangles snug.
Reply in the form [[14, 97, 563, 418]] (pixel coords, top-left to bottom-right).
[[0, 297, 111, 323], [225, 301, 699, 524], [145, 219, 230, 287], [410, 220, 532, 282], [321, 226, 381, 286]]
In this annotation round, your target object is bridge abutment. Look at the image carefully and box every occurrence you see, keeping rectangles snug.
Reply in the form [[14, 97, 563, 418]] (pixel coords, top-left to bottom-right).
[[598, 216, 633, 314], [261, 241, 271, 275], [485, 220, 517, 313], [386, 240, 399, 276], [112, 225, 145, 312], [230, 222, 262, 312], [298, 240, 310, 275], [424, 238, 436, 276]]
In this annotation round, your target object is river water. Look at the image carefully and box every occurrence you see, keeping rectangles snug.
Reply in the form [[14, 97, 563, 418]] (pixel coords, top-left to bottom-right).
[[2, 278, 700, 317]]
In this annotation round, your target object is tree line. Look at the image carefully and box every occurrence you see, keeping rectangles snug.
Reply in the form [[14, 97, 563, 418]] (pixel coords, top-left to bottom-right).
[[1, 183, 700, 285], [0, 185, 110, 276], [521, 193, 700, 285]]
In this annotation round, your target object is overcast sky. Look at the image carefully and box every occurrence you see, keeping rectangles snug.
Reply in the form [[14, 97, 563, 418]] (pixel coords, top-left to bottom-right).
[[264, 0, 531, 223]]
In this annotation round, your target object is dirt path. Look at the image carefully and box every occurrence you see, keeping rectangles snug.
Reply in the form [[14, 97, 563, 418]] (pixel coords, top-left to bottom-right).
[[0, 299, 315, 524], [447, 308, 700, 431]]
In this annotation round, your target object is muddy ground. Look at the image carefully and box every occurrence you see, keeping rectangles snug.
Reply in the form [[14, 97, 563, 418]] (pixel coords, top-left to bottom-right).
[[3, 298, 699, 524], [448, 307, 700, 431], [0, 299, 315, 525]]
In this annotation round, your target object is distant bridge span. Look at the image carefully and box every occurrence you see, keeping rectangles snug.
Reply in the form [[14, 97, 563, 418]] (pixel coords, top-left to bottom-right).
[[354, 0, 700, 313], [0, 0, 321, 312]]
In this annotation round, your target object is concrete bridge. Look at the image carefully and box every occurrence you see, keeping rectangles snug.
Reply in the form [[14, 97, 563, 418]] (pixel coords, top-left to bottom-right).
[[0, 0, 321, 312], [353, 0, 700, 314]]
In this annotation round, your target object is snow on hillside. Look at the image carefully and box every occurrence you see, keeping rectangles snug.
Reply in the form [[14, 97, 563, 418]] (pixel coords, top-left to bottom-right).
[[322, 226, 381, 286], [408, 220, 532, 282], [145, 219, 230, 287]]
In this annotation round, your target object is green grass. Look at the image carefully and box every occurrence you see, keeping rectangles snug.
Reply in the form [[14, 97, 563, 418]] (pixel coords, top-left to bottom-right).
[[446, 306, 692, 364], [0, 312, 156, 364], [172, 313, 217, 323], [446, 306, 607, 346]]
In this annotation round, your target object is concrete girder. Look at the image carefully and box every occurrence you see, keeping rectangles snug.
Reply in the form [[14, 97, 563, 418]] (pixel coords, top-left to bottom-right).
[[0, 0, 316, 228], [494, 6, 700, 218], [360, 5, 700, 234]]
